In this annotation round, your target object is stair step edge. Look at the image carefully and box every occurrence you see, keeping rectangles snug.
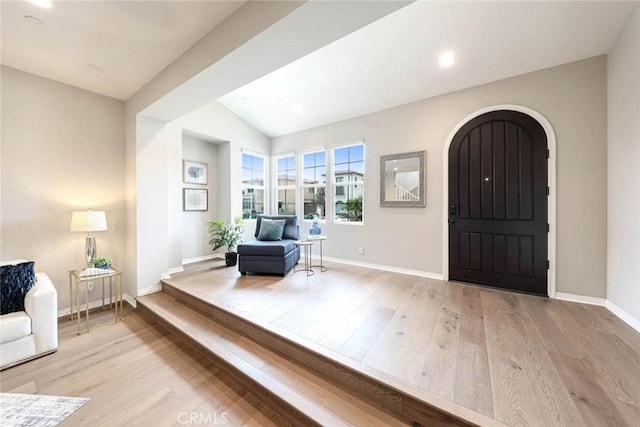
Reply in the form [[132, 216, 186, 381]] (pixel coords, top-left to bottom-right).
[[137, 293, 357, 427]]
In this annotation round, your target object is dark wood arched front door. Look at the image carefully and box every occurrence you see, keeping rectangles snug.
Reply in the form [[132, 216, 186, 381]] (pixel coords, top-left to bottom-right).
[[448, 110, 548, 295]]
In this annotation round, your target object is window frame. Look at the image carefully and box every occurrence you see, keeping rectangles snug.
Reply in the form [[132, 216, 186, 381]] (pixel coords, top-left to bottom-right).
[[331, 141, 365, 224], [272, 153, 297, 216], [241, 151, 267, 220], [300, 149, 327, 222]]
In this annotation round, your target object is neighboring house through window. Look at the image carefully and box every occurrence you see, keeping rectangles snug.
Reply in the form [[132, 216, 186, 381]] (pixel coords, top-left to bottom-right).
[[333, 143, 364, 222], [242, 152, 265, 219], [336, 176, 345, 196], [302, 150, 326, 219], [275, 155, 296, 215]]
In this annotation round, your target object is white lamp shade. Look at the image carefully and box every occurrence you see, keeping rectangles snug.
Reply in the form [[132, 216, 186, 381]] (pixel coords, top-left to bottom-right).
[[70, 210, 107, 232]]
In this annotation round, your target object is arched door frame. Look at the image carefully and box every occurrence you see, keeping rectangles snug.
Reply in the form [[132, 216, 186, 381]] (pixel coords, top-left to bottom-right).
[[442, 105, 557, 297]]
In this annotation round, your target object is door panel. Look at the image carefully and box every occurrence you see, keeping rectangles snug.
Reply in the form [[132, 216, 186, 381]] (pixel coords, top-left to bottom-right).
[[449, 110, 548, 295]]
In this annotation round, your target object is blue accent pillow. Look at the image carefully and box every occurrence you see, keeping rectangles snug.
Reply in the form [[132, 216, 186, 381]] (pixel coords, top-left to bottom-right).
[[0, 261, 36, 315], [257, 219, 286, 241]]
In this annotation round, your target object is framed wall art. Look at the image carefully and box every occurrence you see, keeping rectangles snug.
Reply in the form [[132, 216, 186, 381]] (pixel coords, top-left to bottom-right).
[[183, 160, 207, 185], [183, 188, 208, 211]]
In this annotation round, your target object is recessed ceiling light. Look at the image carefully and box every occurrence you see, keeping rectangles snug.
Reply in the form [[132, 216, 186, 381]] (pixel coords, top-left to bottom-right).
[[27, 0, 52, 9], [24, 15, 43, 25], [292, 105, 303, 114], [439, 51, 455, 68]]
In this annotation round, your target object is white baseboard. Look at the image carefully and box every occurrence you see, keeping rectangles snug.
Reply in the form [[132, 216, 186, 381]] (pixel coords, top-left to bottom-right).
[[319, 255, 444, 281], [138, 284, 162, 296], [605, 300, 640, 332], [168, 266, 184, 275], [57, 293, 135, 318], [554, 292, 640, 333], [554, 292, 607, 306], [161, 255, 223, 280], [160, 266, 184, 280], [182, 254, 222, 264], [124, 293, 137, 308]]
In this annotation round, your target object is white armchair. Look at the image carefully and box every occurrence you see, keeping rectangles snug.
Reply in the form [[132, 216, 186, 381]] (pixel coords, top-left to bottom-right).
[[0, 260, 58, 370]]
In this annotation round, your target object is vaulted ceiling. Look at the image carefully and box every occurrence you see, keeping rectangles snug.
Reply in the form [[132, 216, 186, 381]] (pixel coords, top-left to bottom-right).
[[1, 0, 637, 137], [217, 0, 638, 136]]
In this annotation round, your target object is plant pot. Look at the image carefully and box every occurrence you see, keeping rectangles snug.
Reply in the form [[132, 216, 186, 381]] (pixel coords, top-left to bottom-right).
[[309, 220, 321, 235], [225, 252, 238, 267]]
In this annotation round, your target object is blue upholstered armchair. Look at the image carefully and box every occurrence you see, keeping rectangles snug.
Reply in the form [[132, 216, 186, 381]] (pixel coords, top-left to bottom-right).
[[237, 215, 301, 276]]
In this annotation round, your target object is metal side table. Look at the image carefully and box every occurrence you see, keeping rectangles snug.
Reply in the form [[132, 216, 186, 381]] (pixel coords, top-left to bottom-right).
[[69, 268, 123, 334], [294, 240, 315, 276], [306, 235, 328, 272]]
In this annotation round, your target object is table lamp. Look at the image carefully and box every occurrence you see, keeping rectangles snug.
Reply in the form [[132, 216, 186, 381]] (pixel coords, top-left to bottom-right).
[[70, 210, 107, 267]]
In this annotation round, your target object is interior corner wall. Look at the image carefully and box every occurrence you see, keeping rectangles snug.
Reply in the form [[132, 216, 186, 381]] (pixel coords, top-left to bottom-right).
[[217, 142, 232, 223], [1, 66, 126, 311], [181, 135, 219, 260], [175, 102, 271, 222], [271, 56, 608, 298], [607, 5, 640, 324], [135, 117, 182, 292], [124, 2, 304, 296]]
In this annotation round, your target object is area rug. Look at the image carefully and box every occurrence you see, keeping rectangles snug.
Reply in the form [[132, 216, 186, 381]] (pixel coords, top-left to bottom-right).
[[0, 393, 89, 427]]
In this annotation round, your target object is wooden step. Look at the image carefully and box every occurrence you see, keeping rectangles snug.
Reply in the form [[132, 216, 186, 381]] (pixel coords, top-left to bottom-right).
[[136, 291, 407, 426], [155, 281, 503, 427]]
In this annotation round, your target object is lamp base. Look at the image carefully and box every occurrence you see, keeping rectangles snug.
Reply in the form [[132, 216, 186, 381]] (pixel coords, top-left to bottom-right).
[[85, 235, 97, 267]]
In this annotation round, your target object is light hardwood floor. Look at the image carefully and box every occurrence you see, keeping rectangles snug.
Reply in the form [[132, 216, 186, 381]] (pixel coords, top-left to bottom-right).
[[165, 259, 640, 427], [0, 306, 291, 426]]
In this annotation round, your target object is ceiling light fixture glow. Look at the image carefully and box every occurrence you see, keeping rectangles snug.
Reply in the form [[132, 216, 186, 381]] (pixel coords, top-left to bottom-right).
[[439, 51, 455, 68], [27, 0, 52, 9]]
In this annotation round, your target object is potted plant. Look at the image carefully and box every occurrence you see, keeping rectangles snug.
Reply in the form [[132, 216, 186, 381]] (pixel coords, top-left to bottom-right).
[[208, 217, 244, 266], [91, 256, 112, 269]]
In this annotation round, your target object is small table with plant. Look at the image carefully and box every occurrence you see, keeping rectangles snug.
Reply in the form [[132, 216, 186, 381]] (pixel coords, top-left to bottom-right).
[[69, 257, 123, 334]]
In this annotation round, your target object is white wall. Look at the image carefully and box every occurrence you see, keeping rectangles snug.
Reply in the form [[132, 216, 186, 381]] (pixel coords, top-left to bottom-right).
[[176, 102, 271, 222], [1, 66, 126, 310], [607, 5, 640, 326], [272, 56, 608, 298], [135, 118, 177, 293], [133, 102, 269, 292], [125, 1, 408, 294], [181, 135, 219, 261]]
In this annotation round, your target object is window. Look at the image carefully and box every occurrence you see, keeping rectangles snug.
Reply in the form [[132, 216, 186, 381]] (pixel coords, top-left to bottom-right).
[[333, 143, 364, 222], [302, 150, 326, 220], [242, 153, 265, 219], [336, 176, 344, 196], [276, 156, 296, 215]]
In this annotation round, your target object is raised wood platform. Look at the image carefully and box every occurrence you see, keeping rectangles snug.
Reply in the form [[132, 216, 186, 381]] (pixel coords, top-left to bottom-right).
[[137, 287, 495, 426], [143, 259, 640, 427], [137, 291, 405, 426]]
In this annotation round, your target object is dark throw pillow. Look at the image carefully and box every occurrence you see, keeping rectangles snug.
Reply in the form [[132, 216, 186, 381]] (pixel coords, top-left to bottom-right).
[[257, 219, 286, 241], [0, 261, 36, 315]]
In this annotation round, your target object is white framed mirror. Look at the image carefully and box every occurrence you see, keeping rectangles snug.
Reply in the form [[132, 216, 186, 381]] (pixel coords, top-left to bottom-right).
[[380, 150, 426, 207]]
